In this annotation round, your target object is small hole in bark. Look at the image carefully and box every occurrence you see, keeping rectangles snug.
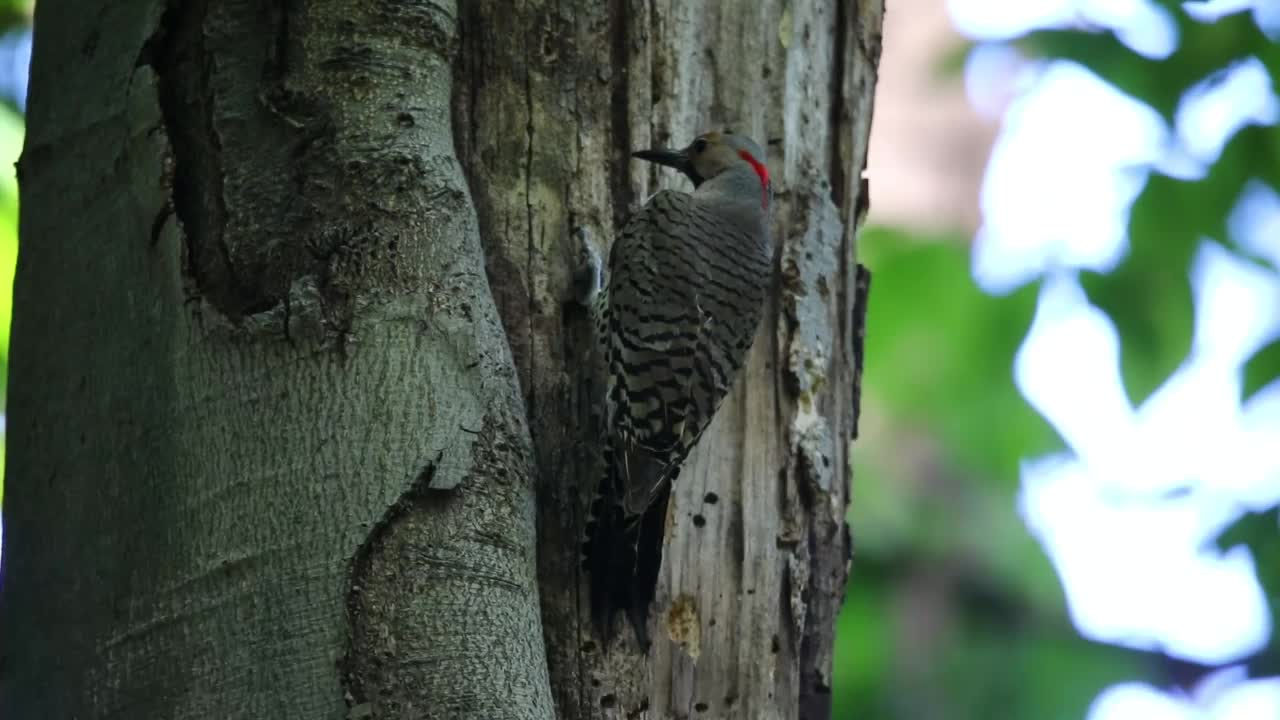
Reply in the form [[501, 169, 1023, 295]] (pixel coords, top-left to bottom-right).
[[600, 694, 617, 708], [709, 618, 717, 627], [822, 455, 831, 468], [581, 640, 597, 653], [704, 492, 719, 504], [771, 635, 781, 653], [396, 112, 415, 127], [692, 514, 706, 528], [695, 702, 709, 712]]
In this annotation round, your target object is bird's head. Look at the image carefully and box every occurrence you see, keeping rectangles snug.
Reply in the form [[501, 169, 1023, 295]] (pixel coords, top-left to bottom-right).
[[633, 131, 771, 209]]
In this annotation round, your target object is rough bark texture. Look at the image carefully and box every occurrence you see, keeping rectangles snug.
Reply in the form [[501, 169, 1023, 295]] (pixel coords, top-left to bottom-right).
[[453, 1, 882, 719], [0, 1, 880, 719], [2, 2, 552, 718]]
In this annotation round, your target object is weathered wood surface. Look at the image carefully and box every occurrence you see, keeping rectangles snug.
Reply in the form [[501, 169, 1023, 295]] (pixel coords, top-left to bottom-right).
[[455, 1, 882, 718]]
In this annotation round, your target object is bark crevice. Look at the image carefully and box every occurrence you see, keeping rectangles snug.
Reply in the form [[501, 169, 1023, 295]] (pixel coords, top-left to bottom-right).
[[607, 0, 633, 231], [828, 0, 850, 206], [152, 0, 236, 313]]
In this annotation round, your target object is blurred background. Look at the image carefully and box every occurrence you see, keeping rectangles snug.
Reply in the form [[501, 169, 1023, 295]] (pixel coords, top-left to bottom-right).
[[0, 1, 1276, 718], [836, 0, 1280, 718], [0, 0, 25, 519]]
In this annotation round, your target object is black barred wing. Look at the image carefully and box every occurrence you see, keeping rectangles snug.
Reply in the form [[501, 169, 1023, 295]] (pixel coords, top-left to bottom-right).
[[604, 190, 769, 515]]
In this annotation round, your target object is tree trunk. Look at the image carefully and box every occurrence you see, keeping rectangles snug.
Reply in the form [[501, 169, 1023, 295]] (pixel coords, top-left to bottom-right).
[[454, 1, 881, 718], [2, 2, 552, 718], [0, 1, 880, 719]]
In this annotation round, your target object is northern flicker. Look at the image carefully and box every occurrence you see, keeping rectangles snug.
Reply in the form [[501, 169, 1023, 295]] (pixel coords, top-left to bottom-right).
[[581, 130, 773, 648]]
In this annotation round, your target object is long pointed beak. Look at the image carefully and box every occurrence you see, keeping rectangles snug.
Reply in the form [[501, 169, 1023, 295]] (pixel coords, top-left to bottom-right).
[[631, 147, 690, 173]]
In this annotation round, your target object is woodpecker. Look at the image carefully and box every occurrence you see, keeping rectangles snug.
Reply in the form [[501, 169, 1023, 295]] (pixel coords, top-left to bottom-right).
[[582, 130, 773, 648]]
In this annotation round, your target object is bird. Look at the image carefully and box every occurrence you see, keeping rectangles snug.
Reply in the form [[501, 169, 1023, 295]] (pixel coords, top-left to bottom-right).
[[580, 130, 774, 649]]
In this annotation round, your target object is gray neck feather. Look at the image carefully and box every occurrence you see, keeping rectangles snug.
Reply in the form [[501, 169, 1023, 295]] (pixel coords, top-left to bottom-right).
[[694, 164, 769, 212]]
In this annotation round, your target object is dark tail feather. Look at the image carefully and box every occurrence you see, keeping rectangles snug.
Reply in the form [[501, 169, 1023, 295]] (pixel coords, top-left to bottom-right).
[[583, 465, 671, 651]]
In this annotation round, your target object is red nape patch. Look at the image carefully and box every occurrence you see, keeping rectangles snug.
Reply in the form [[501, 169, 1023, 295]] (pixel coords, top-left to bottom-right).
[[737, 149, 770, 209]]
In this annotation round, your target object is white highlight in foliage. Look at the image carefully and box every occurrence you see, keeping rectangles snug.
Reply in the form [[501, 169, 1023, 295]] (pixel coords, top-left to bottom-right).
[[1175, 58, 1280, 166], [1184, 0, 1280, 39], [1014, 275, 1134, 468], [968, 57, 1280, 295], [949, 0, 1178, 58], [1229, 180, 1280, 270], [948, 0, 1074, 38], [1020, 454, 1268, 662], [1015, 246, 1280, 662], [1079, 0, 1179, 58], [956, 0, 1280, 709], [1088, 682, 1189, 720], [971, 62, 1186, 294], [1089, 668, 1280, 720], [963, 43, 1031, 120]]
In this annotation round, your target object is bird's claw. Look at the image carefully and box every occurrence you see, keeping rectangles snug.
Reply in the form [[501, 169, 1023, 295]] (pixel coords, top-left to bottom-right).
[[571, 226, 603, 306]]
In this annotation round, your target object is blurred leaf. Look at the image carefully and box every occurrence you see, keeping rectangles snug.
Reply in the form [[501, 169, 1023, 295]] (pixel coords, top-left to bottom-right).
[[843, 7, 1280, 720], [936, 40, 975, 79], [1018, 6, 1280, 405], [0, 1, 29, 36], [832, 582, 894, 720], [0, 94, 16, 506], [1214, 507, 1280, 591], [853, 226, 1067, 607], [1081, 125, 1280, 405], [1213, 507, 1280, 675], [0, 101, 20, 375], [858, 225, 1059, 479], [1244, 339, 1280, 402], [837, 553, 1152, 720], [944, 622, 1150, 720], [1024, 4, 1280, 122]]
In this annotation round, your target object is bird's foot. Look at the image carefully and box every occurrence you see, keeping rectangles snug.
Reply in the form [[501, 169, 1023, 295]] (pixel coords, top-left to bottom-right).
[[570, 226, 603, 306]]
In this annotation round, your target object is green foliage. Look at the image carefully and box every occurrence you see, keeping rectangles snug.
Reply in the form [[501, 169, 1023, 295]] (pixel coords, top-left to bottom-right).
[[1090, 123, 1280, 403], [1245, 339, 1280, 399], [1215, 508, 1280, 676], [854, 226, 1054, 480], [1029, 1, 1280, 404], [0, 0, 27, 34], [835, 227, 1092, 717], [850, 226, 1064, 601], [837, 6, 1280, 719], [942, 622, 1149, 720], [0, 98, 17, 506], [1026, 3, 1280, 122], [0, 104, 20, 358]]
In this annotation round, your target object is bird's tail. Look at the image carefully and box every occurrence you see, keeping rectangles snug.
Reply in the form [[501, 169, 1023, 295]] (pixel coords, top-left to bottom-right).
[[582, 452, 671, 651]]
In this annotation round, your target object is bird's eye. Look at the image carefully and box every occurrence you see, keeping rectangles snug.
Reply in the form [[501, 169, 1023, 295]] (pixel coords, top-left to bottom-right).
[[692, 138, 708, 154]]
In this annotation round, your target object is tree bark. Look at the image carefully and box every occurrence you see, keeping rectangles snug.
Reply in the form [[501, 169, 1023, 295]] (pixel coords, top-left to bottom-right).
[[2, 2, 551, 718], [0, 1, 880, 719], [454, 1, 881, 718]]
